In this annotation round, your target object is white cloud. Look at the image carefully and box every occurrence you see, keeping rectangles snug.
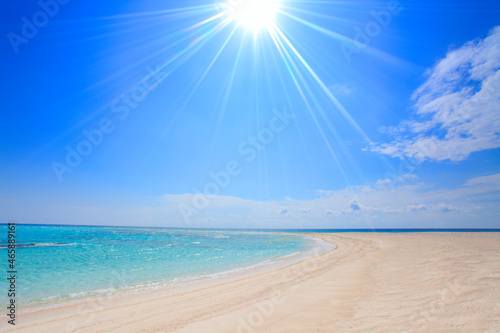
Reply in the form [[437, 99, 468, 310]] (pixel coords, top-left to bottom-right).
[[376, 179, 392, 186], [407, 204, 427, 212], [373, 26, 500, 162], [4, 173, 499, 229], [155, 172, 499, 228], [464, 173, 500, 187], [436, 202, 457, 213]]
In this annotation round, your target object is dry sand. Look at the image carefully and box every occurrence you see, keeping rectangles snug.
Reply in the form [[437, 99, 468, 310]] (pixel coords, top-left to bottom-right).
[[5, 232, 500, 332]]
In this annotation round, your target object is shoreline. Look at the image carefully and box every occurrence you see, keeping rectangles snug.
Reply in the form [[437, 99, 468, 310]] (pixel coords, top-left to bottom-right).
[[4, 232, 500, 332], [5, 232, 334, 317]]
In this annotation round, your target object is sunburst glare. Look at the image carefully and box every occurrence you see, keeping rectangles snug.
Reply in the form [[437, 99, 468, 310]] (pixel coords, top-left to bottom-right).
[[222, 0, 282, 33], [4, 0, 500, 326]]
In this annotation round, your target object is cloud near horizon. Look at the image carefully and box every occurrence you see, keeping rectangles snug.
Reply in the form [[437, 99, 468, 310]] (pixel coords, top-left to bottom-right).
[[2, 173, 498, 229], [373, 26, 500, 162], [157, 172, 500, 229]]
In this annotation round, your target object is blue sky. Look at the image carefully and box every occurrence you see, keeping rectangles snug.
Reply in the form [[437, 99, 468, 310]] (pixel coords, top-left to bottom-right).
[[1, 0, 499, 228]]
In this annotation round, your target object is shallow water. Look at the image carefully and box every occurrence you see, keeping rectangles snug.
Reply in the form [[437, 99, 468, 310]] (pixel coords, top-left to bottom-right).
[[0, 224, 324, 313]]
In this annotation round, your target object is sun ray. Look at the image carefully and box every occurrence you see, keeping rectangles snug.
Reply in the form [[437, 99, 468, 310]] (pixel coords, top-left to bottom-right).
[[268, 27, 353, 188], [272, 24, 372, 144], [205, 37, 247, 168], [154, 25, 240, 146], [271, 23, 366, 182], [83, 15, 227, 94], [279, 5, 354, 25], [93, 5, 218, 21], [279, 8, 415, 69], [266, 35, 322, 187], [278, 10, 356, 45], [270, 22, 368, 183]]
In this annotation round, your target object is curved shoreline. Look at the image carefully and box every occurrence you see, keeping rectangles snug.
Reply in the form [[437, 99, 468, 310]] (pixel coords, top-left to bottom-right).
[[4, 232, 500, 332], [5, 232, 334, 317]]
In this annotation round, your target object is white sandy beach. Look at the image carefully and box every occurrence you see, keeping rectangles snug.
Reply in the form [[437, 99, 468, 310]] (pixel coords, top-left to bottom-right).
[[5, 232, 500, 332]]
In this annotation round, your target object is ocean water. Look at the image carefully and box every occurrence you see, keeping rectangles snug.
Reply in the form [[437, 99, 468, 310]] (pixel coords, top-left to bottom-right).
[[0, 224, 328, 313]]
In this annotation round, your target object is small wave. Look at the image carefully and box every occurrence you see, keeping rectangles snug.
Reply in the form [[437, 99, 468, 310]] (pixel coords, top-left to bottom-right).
[[213, 235, 229, 238], [279, 251, 301, 259], [0, 242, 77, 249]]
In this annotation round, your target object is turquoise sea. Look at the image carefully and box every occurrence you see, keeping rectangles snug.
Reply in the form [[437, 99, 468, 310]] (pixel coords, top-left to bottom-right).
[[0, 224, 330, 313]]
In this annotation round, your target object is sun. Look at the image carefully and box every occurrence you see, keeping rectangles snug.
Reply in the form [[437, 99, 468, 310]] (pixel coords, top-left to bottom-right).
[[224, 0, 281, 33]]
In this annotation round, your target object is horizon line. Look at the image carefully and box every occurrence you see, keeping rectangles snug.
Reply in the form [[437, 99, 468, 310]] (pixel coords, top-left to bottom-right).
[[1, 222, 499, 232]]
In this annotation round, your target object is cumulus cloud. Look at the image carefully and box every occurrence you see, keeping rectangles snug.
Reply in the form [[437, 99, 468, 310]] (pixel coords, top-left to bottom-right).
[[373, 26, 500, 162]]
